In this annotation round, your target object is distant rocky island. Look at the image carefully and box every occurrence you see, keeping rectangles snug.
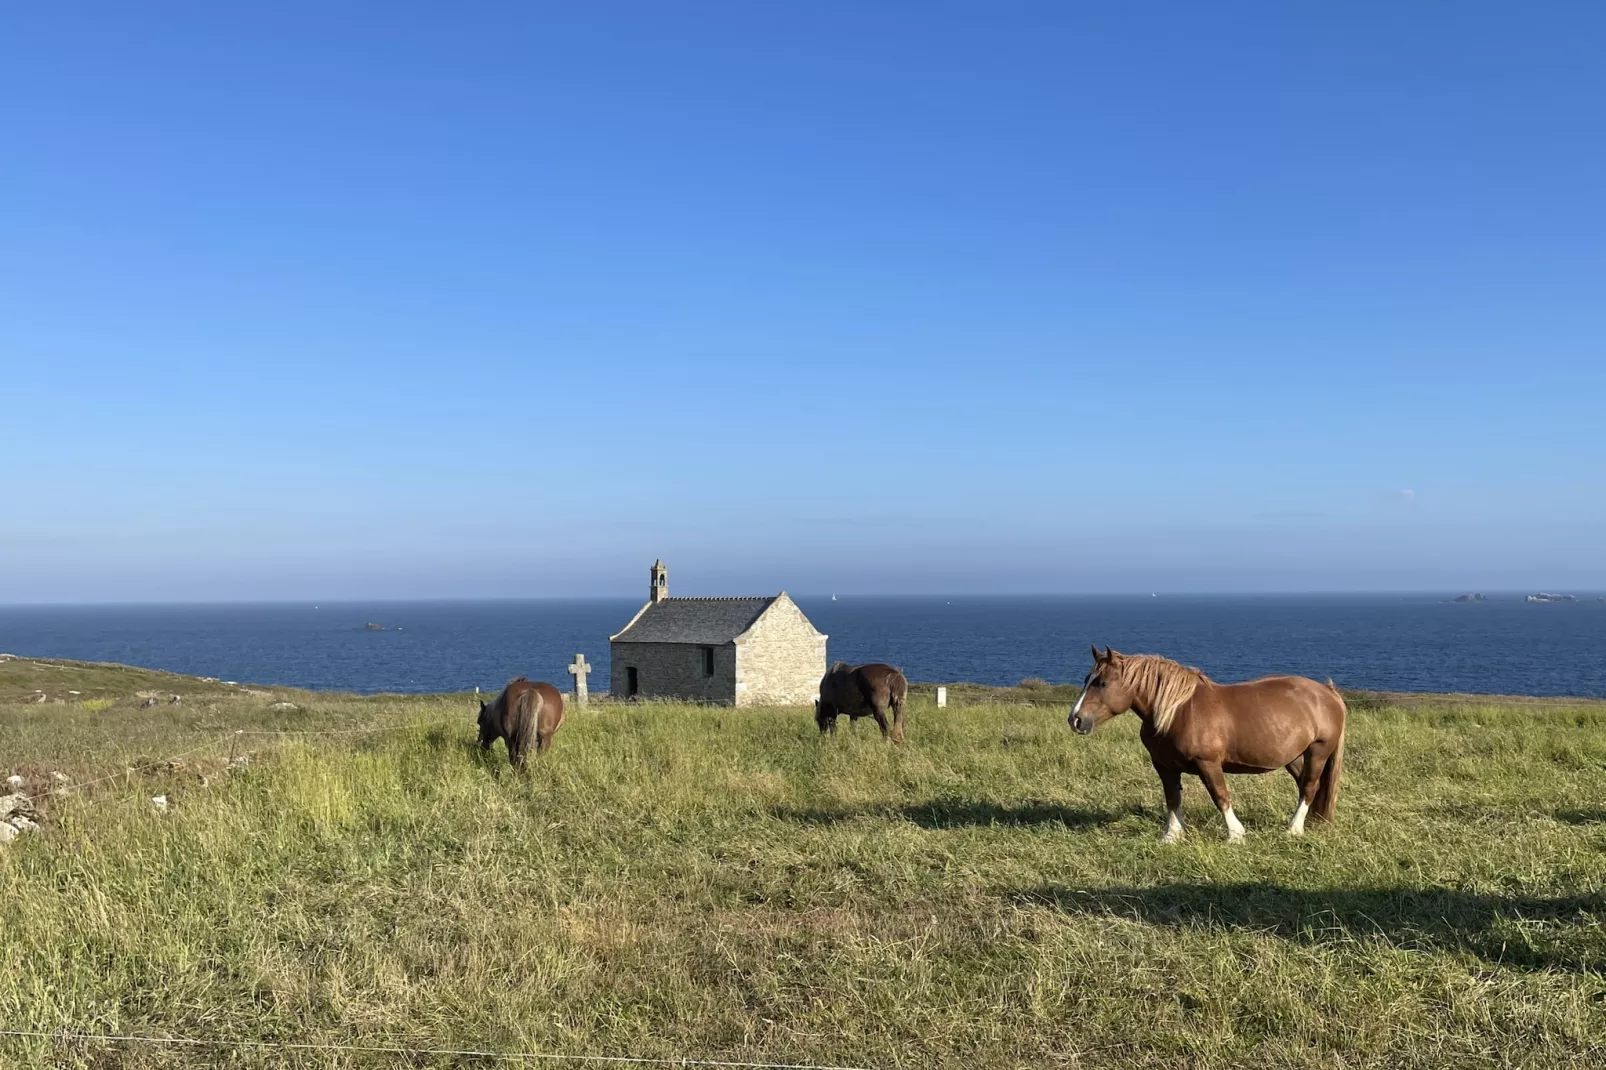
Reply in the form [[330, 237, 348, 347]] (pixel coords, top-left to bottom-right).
[[364, 622, 387, 631], [1453, 593, 1486, 602], [1525, 592, 1576, 604]]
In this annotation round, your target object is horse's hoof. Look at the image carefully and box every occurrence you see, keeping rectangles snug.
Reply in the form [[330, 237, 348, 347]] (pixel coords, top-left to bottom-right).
[[1226, 830, 1246, 844], [1285, 825, 1306, 837], [1159, 832, 1184, 845]]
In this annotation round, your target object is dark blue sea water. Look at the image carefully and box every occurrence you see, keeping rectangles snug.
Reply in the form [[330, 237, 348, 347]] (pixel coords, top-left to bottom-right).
[[1, 595, 1603, 698]]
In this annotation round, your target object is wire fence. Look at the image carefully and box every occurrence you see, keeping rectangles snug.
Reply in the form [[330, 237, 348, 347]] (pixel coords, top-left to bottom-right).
[[0, 1028, 877, 1070], [13, 720, 420, 807], [17, 733, 236, 803]]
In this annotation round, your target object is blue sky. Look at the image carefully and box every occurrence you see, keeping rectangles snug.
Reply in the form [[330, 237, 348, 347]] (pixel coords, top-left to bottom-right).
[[3, 3, 1603, 601]]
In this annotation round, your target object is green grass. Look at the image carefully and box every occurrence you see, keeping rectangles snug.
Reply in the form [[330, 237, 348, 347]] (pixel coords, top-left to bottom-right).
[[3, 657, 1606, 1068]]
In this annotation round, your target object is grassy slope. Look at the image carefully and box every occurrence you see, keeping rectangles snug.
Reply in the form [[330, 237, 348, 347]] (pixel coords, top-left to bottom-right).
[[2, 658, 1605, 1069]]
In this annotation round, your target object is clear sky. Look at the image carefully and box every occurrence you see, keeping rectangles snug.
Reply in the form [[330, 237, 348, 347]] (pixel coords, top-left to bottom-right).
[[3, 3, 1603, 602]]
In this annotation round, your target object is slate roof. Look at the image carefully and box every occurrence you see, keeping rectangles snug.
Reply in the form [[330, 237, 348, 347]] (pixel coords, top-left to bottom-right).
[[611, 597, 778, 645]]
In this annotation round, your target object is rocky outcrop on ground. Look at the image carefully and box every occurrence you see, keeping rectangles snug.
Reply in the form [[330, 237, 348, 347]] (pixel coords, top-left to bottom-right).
[[1, 790, 39, 843]]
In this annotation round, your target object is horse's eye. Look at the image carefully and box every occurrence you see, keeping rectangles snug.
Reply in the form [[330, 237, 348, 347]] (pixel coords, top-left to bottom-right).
[[1090, 678, 1102, 688]]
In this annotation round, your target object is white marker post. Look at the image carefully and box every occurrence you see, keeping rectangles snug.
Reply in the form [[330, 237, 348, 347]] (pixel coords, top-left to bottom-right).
[[568, 653, 592, 706], [935, 686, 947, 709]]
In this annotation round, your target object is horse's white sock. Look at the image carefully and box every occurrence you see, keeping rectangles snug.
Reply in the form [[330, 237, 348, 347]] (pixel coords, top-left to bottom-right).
[[1160, 809, 1185, 843], [1287, 799, 1310, 836], [1223, 807, 1245, 842]]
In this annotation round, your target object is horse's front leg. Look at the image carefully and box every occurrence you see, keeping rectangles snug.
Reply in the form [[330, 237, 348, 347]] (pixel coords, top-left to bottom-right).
[[1195, 761, 1245, 842], [1152, 760, 1185, 843]]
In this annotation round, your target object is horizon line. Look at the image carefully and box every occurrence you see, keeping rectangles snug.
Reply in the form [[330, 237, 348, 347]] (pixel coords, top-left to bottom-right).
[[4, 588, 1604, 609]]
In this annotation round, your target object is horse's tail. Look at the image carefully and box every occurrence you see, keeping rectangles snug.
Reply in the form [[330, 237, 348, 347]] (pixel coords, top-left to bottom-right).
[[888, 671, 909, 744], [1312, 683, 1345, 822], [509, 687, 539, 768]]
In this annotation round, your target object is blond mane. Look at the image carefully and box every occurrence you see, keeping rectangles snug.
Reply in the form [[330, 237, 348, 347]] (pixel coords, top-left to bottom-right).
[[1115, 654, 1209, 734]]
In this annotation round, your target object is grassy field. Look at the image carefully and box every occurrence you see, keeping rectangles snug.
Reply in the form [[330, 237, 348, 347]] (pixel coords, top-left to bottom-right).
[[3, 656, 1606, 1068]]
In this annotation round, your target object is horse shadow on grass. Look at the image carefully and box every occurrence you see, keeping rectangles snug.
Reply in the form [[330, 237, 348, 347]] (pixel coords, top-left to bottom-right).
[[1018, 882, 1606, 973], [1554, 809, 1606, 826], [773, 798, 1147, 831]]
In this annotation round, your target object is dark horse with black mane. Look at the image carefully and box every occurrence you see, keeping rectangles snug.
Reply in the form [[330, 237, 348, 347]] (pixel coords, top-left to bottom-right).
[[478, 676, 566, 768], [816, 661, 909, 743], [1069, 647, 1346, 842]]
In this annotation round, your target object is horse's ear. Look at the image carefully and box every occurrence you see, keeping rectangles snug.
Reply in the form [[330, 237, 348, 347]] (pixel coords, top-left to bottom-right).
[[1090, 644, 1101, 664], [1105, 646, 1118, 662]]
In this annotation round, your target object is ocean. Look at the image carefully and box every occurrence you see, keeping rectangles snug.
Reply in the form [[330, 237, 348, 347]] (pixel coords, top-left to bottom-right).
[[0, 594, 1602, 698]]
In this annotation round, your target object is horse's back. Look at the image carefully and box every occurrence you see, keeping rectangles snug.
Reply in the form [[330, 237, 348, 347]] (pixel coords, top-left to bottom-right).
[[500, 676, 537, 710], [820, 662, 905, 713], [856, 662, 906, 692], [530, 681, 566, 733], [1225, 674, 1343, 713], [1188, 673, 1344, 767]]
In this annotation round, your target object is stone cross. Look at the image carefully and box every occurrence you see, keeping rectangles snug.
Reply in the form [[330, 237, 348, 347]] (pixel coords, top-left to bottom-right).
[[567, 653, 592, 706]]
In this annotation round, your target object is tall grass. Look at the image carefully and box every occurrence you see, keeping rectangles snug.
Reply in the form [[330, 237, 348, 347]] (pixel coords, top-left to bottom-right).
[[2, 660, 1605, 1067]]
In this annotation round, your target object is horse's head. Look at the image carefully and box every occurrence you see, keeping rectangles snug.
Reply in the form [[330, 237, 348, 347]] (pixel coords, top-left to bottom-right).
[[474, 697, 499, 748], [813, 696, 833, 728], [1069, 645, 1130, 734]]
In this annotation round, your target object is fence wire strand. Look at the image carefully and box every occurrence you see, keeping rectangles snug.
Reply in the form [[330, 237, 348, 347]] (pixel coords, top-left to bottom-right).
[[17, 721, 418, 804], [18, 733, 234, 803]]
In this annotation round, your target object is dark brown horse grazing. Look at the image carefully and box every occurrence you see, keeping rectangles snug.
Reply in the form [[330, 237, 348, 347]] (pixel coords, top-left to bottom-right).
[[478, 677, 565, 768], [1068, 647, 1346, 842], [816, 661, 909, 743]]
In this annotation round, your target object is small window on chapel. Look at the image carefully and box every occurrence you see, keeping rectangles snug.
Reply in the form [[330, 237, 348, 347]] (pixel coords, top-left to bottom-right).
[[701, 646, 715, 676]]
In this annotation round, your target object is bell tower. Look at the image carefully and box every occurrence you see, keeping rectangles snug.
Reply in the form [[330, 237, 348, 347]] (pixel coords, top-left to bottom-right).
[[649, 559, 669, 603]]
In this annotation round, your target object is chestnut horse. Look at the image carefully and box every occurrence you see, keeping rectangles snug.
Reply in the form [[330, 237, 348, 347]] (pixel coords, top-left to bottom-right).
[[816, 661, 909, 743], [477, 676, 565, 768], [1068, 647, 1346, 842]]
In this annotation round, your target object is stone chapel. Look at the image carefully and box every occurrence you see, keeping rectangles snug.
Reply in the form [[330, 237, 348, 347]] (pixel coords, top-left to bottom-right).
[[608, 560, 827, 706]]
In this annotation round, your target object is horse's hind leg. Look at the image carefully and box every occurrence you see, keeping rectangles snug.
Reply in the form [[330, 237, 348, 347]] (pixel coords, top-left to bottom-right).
[[1287, 745, 1329, 835], [1285, 755, 1307, 785], [870, 706, 891, 740], [1196, 761, 1245, 842]]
